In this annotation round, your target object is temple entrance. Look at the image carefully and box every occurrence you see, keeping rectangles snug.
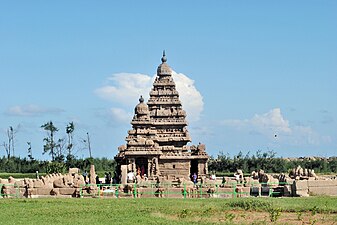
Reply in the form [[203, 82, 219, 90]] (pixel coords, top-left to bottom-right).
[[190, 159, 198, 177], [136, 157, 148, 177]]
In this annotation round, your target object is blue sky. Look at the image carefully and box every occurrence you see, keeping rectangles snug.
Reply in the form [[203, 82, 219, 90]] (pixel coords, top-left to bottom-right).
[[0, 1, 336, 159]]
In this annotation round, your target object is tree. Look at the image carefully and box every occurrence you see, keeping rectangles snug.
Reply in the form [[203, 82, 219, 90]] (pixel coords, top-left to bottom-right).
[[66, 122, 75, 158], [2, 126, 18, 158], [80, 132, 92, 158], [7, 126, 14, 157], [2, 141, 10, 159], [41, 121, 59, 161], [54, 138, 66, 162], [27, 142, 34, 160]]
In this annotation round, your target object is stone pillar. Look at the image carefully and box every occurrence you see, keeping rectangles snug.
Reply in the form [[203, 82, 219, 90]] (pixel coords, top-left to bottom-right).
[[90, 164, 96, 184], [198, 163, 204, 176], [121, 165, 128, 185], [147, 159, 151, 177], [155, 157, 160, 175]]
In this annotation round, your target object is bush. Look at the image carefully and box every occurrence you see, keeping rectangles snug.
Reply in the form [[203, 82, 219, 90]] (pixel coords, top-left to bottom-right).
[[226, 199, 272, 211]]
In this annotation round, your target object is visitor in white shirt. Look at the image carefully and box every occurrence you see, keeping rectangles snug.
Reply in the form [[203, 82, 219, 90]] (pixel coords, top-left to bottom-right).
[[127, 171, 135, 183]]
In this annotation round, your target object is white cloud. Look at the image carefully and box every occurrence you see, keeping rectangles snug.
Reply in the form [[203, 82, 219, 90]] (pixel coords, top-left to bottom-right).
[[95, 107, 132, 126], [5, 104, 64, 117], [172, 71, 204, 122], [221, 108, 330, 146], [95, 73, 152, 105], [222, 108, 290, 134], [95, 71, 204, 122], [291, 125, 332, 146], [251, 108, 291, 133], [108, 108, 132, 124]]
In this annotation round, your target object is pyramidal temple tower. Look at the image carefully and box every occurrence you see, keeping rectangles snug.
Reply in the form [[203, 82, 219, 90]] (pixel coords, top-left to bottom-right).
[[115, 52, 209, 183]]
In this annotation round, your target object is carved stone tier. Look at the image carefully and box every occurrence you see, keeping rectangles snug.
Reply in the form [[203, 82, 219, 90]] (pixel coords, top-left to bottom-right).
[[123, 151, 162, 156], [150, 90, 179, 96]]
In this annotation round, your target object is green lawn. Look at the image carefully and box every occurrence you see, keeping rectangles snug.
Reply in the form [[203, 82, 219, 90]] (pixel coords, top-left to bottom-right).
[[0, 197, 336, 224], [0, 173, 46, 179]]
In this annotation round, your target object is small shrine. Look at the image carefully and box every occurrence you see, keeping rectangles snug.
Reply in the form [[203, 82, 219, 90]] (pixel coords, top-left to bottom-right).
[[115, 52, 209, 183]]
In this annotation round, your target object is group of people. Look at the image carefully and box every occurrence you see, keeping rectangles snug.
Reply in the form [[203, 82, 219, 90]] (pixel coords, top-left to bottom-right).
[[82, 170, 119, 186], [127, 169, 148, 183], [104, 171, 119, 184]]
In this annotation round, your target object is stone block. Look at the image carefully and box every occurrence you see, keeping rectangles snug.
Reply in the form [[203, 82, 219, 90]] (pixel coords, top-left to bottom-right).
[[35, 188, 53, 195], [309, 186, 337, 196], [296, 190, 309, 197], [50, 188, 60, 196], [218, 187, 234, 195], [59, 188, 76, 195], [307, 180, 337, 187], [295, 180, 308, 190]]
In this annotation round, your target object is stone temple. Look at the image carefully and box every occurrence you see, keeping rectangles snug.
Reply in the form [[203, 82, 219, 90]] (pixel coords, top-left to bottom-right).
[[115, 52, 209, 183]]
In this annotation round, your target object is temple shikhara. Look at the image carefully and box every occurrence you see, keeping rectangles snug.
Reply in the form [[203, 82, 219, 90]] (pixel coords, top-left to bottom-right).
[[115, 52, 209, 183]]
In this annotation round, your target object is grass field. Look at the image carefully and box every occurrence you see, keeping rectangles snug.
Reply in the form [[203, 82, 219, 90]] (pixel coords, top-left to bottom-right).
[[0, 173, 46, 179], [0, 197, 336, 224]]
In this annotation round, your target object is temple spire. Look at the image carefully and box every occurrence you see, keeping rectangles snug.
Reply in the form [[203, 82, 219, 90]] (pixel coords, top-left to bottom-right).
[[161, 50, 167, 63]]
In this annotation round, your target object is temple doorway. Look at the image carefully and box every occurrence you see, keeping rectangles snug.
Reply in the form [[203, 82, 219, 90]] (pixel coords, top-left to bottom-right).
[[190, 159, 198, 177], [136, 157, 148, 177]]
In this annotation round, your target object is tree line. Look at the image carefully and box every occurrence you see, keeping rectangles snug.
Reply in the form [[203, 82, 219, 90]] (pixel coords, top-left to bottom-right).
[[0, 156, 116, 175], [0, 150, 335, 175], [1, 121, 336, 175], [208, 150, 337, 174]]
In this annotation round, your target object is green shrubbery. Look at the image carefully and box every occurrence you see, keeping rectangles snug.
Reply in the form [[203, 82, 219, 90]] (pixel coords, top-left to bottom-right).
[[226, 198, 272, 211], [0, 150, 336, 175], [0, 156, 116, 174], [208, 150, 337, 174]]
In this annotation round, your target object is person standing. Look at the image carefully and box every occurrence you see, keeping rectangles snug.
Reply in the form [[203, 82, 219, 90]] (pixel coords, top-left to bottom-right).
[[192, 173, 197, 185], [108, 172, 112, 184]]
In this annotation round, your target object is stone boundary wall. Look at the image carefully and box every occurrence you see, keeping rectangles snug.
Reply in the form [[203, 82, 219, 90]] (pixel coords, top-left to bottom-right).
[[294, 180, 337, 197], [1, 171, 336, 198]]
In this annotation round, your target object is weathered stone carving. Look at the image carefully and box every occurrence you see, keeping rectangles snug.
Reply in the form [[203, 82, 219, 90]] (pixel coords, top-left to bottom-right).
[[289, 165, 318, 180], [0, 167, 91, 198]]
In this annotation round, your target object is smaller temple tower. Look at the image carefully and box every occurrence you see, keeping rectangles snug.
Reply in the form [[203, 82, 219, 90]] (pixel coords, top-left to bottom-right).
[[116, 96, 162, 182], [115, 52, 209, 183]]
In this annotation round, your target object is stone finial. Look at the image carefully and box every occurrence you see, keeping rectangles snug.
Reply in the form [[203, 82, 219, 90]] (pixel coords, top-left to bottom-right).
[[139, 95, 144, 103], [161, 50, 167, 63]]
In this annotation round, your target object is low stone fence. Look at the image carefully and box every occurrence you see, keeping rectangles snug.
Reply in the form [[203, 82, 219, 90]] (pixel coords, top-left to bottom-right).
[[1, 173, 336, 198], [294, 179, 337, 197], [79, 181, 293, 199]]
